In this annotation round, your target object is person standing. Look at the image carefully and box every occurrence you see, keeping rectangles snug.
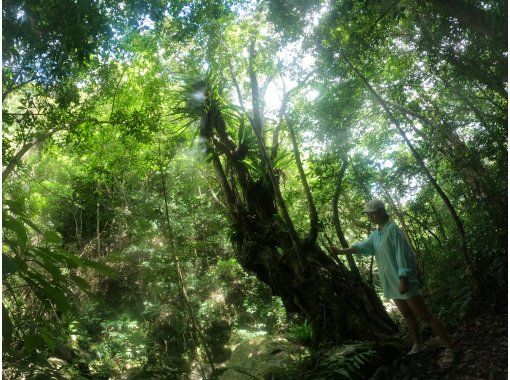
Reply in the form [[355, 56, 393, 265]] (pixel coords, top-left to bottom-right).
[[330, 199, 455, 367]]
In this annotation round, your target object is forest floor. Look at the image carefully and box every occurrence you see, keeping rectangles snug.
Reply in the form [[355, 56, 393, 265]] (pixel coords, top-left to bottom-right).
[[372, 307, 508, 380]]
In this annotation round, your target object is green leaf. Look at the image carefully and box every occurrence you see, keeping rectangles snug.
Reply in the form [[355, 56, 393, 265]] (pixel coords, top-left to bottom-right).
[[3, 199, 24, 215], [36, 249, 64, 280], [22, 276, 53, 309], [31, 274, 71, 313], [41, 258, 63, 280], [2, 304, 14, 351], [70, 274, 91, 292], [80, 258, 117, 276], [3, 215, 27, 247], [45, 284, 71, 312], [21, 217, 43, 234], [24, 333, 44, 354], [241, 159, 261, 174], [39, 328, 57, 351], [51, 249, 82, 268], [3, 254, 23, 276], [43, 230, 62, 245]]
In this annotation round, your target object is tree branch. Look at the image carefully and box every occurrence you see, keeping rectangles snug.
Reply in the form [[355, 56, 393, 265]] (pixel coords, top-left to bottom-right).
[[248, 39, 301, 249], [287, 118, 318, 243], [332, 159, 361, 278], [2, 118, 118, 182]]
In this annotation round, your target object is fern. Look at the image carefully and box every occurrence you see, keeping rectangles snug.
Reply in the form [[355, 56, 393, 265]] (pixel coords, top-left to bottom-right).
[[302, 343, 377, 380], [3, 198, 117, 354]]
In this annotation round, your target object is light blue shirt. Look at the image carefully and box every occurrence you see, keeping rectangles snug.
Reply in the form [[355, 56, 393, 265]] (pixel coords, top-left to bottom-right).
[[353, 221, 421, 300]]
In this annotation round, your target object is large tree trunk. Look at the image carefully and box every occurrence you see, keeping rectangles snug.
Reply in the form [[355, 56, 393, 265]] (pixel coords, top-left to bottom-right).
[[234, 223, 397, 342], [199, 94, 397, 344]]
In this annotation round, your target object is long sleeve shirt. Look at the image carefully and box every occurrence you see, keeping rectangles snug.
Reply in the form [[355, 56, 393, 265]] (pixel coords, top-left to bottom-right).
[[352, 221, 421, 300]]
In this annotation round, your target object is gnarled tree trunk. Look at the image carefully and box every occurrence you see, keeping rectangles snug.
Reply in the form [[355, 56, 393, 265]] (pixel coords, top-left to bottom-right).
[[199, 93, 397, 344]]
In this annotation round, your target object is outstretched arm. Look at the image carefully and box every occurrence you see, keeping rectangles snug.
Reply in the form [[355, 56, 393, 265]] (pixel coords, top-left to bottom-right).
[[331, 233, 375, 257], [330, 246, 357, 256]]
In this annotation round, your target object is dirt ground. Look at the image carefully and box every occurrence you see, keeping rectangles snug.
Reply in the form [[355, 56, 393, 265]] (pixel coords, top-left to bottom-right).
[[371, 308, 508, 380]]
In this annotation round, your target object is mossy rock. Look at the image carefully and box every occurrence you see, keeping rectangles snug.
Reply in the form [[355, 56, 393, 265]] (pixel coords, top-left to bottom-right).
[[218, 335, 309, 379]]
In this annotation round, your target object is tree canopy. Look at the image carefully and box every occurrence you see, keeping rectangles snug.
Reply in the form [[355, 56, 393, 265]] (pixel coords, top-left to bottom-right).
[[2, 0, 507, 378]]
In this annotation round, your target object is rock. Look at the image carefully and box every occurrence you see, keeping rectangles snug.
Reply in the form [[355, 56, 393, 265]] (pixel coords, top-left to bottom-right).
[[46, 357, 68, 369]]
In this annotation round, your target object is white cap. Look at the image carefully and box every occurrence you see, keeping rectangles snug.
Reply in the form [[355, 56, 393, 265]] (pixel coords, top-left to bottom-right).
[[363, 199, 385, 213]]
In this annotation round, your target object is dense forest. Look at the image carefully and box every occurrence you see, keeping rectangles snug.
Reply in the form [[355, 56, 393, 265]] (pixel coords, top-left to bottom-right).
[[2, 0, 507, 379]]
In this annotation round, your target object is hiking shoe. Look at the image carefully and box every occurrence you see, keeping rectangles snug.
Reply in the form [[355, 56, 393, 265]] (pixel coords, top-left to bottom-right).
[[440, 348, 455, 368], [406, 344, 426, 356]]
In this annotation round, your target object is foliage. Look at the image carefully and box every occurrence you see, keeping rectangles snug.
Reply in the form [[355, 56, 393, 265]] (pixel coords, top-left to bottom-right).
[[2, 193, 115, 356], [287, 319, 314, 346], [300, 343, 377, 380], [2, 0, 507, 377]]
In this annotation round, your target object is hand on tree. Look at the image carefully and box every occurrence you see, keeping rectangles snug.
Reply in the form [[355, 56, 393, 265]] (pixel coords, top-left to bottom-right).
[[329, 246, 341, 255]]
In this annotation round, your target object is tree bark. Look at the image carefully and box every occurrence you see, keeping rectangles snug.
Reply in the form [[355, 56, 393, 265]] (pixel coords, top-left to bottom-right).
[[389, 98, 503, 211]]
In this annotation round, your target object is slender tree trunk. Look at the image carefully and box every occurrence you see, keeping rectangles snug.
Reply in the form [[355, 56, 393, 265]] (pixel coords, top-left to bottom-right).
[[404, 211, 445, 252], [390, 97, 502, 210], [429, 201, 448, 241], [341, 55, 481, 294], [2, 141, 38, 182], [271, 91, 288, 160], [2, 76, 37, 102], [287, 119, 318, 243], [2, 119, 116, 183], [96, 199, 101, 256], [270, 74, 312, 161], [157, 147, 216, 375], [331, 160, 361, 278]]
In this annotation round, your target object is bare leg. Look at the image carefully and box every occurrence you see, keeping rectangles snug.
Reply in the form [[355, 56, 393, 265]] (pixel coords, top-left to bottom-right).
[[405, 295, 454, 349], [393, 299, 422, 346]]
